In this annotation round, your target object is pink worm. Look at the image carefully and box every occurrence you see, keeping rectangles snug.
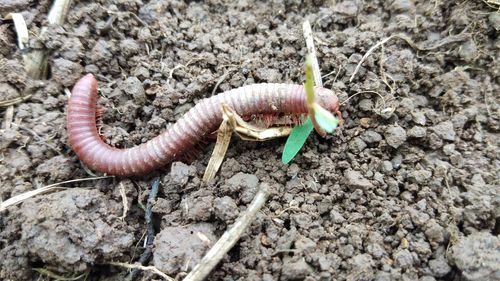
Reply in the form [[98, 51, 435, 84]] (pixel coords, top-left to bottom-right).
[[67, 74, 340, 176]]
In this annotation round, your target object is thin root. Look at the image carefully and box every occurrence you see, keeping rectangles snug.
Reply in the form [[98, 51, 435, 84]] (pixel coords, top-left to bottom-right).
[[349, 32, 471, 83], [166, 57, 205, 86], [211, 67, 237, 96], [109, 262, 174, 281]]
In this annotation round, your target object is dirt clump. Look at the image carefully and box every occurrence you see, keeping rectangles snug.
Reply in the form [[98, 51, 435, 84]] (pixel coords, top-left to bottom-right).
[[449, 232, 500, 281], [1, 189, 133, 279], [153, 223, 216, 275]]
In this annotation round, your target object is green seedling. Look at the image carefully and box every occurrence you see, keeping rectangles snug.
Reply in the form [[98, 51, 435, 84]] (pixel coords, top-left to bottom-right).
[[281, 55, 339, 164]]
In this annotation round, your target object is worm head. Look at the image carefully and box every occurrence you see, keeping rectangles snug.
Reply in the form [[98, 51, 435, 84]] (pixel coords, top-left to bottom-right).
[[314, 87, 340, 113]]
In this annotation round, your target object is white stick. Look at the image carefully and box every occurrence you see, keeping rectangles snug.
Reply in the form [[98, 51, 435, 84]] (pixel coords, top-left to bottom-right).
[[302, 20, 323, 87]]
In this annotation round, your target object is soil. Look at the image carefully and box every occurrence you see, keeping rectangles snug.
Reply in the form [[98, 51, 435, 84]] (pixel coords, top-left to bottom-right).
[[0, 0, 499, 280]]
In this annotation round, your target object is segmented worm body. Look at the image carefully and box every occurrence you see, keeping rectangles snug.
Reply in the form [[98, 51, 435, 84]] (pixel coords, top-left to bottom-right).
[[67, 74, 340, 176]]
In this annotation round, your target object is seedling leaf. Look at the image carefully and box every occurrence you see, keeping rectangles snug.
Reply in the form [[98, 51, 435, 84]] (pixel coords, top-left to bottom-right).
[[281, 118, 313, 164], [282, 54, 338, 164], [313, 103, 339, 133], [282, 55, 318, 164]]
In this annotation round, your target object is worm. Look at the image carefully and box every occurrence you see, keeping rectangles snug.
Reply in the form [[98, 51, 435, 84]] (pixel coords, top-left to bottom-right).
[[67, 74, 340, 176]]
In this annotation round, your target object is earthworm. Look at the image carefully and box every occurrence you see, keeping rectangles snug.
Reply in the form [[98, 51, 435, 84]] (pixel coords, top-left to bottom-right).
[[67, 74, 340, 176]]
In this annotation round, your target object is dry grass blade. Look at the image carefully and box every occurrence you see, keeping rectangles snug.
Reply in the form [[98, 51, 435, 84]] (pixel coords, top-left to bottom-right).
[[203, 104, 293, 182], [0, 95, 33, 107], [4, 1, 73, 79], [24, 0, 73, 79], [483, 0, 500, 9], [47, 0, 73, 24], [203, 117, 232, 182], [223, 104, 292, 141], [3, 13, 38, 97], [33, 268, 88, 280], [3, 105, 14, 129], [119, 182, 129, 220], [0, 186, 66, 212], [0, 176, 113, 212], [4, 13, 29, 50]]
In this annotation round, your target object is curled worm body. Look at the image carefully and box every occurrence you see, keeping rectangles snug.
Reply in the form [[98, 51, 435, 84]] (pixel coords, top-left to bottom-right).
[[67, 74, 340, 176]]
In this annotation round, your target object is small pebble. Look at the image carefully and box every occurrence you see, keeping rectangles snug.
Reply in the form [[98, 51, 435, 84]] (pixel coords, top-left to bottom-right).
[[411, 111, 426, 125], [409, 169, 432, 184], [119, 38, 140, 57], [281, 259, 312, 280], [214, 196, 239, 221], [431, 121, 456, 141], [391, 154, 403, 169], [345, 170, 374, 190], [442, 144, 455, 155], [408, 126, 427, 138], [429, 256, 451, 277], [339, 244, 355, 258], [330, 209, 346, 223], [361, 130, 383, 144], [458, 40, 477, 62], [489, 12, 500, 31], [120, 76, 146, 104], [384, 125, 407, 148], [349, 137, 367, 152], [170, 162, 196, 185], [379, 161, 393, 174], [452, 114, 467, 129], [393, 249, 414, 269], [358, 99, 373, 111], [390, 0, 415, 13], [473, 131, 483, 142]]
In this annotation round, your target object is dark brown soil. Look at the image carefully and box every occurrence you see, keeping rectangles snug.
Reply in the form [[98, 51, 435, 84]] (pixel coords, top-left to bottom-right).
[[1, 1, 499, 280]]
